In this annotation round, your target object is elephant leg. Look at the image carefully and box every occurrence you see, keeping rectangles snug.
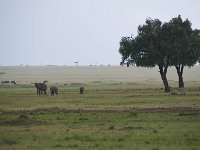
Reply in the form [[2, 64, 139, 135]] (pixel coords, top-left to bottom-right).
[[39, 90, 43, 95], [43, 90, 45, 95], [51, 91, 54, 96]]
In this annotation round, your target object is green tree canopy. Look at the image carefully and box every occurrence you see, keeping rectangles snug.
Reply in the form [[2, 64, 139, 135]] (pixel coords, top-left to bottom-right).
[[162, 15, 200, 88], [119, 15, 200, 92]]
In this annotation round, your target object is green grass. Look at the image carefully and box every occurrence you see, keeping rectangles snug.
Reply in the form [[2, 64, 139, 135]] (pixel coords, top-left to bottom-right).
[[0, 83, 200, 150], [0, 111, 200, 150]]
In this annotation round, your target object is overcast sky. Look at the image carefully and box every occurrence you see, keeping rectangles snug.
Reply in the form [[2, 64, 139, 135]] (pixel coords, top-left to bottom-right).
[[0, 0, 200, 66]]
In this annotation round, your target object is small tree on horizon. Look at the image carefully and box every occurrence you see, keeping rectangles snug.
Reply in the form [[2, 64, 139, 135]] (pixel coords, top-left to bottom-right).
[[74, 62, 79, 66]]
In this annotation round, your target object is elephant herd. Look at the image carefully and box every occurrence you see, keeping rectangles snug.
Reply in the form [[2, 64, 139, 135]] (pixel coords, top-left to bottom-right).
[[35, 83, 84, 96]]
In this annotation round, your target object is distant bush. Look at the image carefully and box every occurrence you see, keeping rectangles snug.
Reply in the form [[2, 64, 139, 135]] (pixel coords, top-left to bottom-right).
[[1, 81, 16, 84], [1, 81, 10, 83], [11, 81, 16, 84], [70, 83, 86, 86], [0, 72, 6, 75]]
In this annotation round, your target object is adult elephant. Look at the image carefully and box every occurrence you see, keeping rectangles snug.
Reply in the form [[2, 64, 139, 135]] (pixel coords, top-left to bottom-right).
[[50, 86, 58, 96], [35, 83, 47, 95]]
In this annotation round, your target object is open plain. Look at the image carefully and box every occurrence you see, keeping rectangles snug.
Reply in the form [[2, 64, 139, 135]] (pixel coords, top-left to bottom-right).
[[0, 66, 200, 150]]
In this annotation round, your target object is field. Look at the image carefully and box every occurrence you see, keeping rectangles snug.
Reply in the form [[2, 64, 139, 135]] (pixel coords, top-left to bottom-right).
[[0, 66, 200, 150]]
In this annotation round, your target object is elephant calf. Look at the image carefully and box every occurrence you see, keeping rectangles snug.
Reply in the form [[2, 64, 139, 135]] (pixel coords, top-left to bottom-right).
[[50, 86, 58, 96], [80, 86, 84, 94]]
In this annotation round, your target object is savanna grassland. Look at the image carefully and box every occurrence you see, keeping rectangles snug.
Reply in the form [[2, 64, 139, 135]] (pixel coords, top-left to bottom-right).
[[0, 66, 200, 150]]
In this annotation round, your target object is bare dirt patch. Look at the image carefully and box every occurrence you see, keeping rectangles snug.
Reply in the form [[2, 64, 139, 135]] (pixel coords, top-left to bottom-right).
[[1, 106, 200, 115]]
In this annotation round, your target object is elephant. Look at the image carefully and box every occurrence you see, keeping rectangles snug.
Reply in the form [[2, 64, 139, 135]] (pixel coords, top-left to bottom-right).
[[50, 86, 58, 96], [35, 83, 47, 95], [80, 86, 84, 94]]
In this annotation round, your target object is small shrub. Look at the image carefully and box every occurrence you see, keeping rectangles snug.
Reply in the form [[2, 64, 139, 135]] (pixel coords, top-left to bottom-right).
[[19, 114, 29, 119], [153, 130, 158, 133], [55, 144, 62, 148], [108, 126, 114, 130], [127, 111, 137, 117], [118, 138, 125, 142], [2, 138, 17, 145]]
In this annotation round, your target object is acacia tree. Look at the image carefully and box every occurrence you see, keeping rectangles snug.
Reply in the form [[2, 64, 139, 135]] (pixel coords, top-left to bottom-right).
[[191, 29, 200, 63], [119, 16, 200, 92], [120, 18, 171, 92], [162, 15, 200, 88]]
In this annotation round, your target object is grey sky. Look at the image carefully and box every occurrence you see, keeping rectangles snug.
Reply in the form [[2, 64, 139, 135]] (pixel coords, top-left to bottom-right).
[[0, 0, 200, 66]]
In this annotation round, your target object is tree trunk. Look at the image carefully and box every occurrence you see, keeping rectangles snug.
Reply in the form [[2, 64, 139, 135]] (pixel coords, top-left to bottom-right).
[[159, 65, 170, 93], [162, 74, 170, 92], [175, 65, 184, 88], [178, 74, 184, 88]]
